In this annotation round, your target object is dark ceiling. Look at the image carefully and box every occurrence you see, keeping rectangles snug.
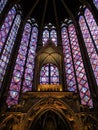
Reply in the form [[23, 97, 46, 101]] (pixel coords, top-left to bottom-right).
[[18, 0, 85, 26]]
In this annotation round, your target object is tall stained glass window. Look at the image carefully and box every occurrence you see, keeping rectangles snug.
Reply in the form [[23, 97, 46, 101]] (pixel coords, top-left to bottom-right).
[[0, 0, 8, 14], [79, 8, 98, 85], [61, 26, 77, 92], [40, 64, 59, 85], [0, 7, 16, 53], [22, 26, 38, 92], [62, 23, 93, 106], [85, 8, 98, 49], [42, 25, 57, 46], [6, 22, 38, 106], [42, 29, 49, 45], [50, 29, 57, 45], [0, 7, 21, 88], [93, 0, 98, 9]]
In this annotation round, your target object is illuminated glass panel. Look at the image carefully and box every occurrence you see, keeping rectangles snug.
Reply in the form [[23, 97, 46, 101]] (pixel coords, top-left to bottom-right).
[[22, 26, 38, 92], [40, 64, 49, 84], [93, 0, 98, 9], [85, 8, 98, 49], [42, 27, 57, 46], [50, 64, 59, 84], [42, 29, 49, 45], [79, 16, 98, 85], [0, 14, 21, 88], [0, 0, 7, 13], [50, 29, 57, 45], [6, 23, 31, 106], [61, 27, 77, 92], [0, 7, 16, 53], [68, 24, 92, 106], [40, 64, 59, 84]]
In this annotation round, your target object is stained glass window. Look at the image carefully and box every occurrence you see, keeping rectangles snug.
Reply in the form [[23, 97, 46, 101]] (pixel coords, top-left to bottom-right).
[[68, 24, 92, 106], [40, 64, 49, 84], [85, 8, 98, 49], [7, 23, 38, 106], [0, 7, 16, 53], [0, 8, 21, 88], [79, 13, 98, 85], [6, 23, 31, 106], [50, 29, 57, 45], [93, 0, 98, 9], [42, 29, 49, 45], [50, 64, 59, 84], [0, 0, 8, 14], [42, 26, 57, 46], [40, 64, 59, 84], [62, 24, 93, 106], [22, 26, 38, 92], [61, 26, 77, 92]]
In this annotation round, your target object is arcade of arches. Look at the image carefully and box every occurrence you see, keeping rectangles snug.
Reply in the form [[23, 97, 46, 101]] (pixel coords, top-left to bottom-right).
[[0, 0, 98, 130]]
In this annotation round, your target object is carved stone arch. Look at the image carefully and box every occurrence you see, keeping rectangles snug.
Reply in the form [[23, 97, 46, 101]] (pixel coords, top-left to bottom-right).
[[24, 97, 82, 130], [0, 114, 19, 130], [28, 109, 72, 130]]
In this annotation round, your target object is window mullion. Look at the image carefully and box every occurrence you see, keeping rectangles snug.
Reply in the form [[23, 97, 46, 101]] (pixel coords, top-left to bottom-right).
[[49, 64, 50, 84]]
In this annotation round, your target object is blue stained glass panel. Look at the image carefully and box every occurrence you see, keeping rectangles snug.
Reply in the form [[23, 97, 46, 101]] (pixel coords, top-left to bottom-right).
[[0, 0, 8, 13], [0, 7, 16, 52], [42, 29, 49, 45], [50, 29, 57, 45]]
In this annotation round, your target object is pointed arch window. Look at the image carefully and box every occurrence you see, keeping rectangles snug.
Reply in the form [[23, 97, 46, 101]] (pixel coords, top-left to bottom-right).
[[42, 25, 57, 46], [42, 29, 49, 45], [50, 29, 57, 45], [79, 8, 98, 85], [0, 7, 21, 88], [6, 22, 38, 106], [0, 0, 8, 14], [93, 0, 98, 9], [85, 8, 98, 49], [61, 23, 93, 107], [61, 26, 77, 92], [40, 64, 59, 85], [22, 26, 38, 92]]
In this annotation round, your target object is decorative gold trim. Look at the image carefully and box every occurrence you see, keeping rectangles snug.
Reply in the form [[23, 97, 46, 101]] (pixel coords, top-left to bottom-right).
[[38, 84, 62, 91]]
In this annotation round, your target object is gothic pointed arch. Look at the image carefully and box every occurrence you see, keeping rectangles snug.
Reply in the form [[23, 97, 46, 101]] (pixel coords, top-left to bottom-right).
[[42, 24, 57, 46], [35, 40, 64, 90], [22, 93, 82, 130]]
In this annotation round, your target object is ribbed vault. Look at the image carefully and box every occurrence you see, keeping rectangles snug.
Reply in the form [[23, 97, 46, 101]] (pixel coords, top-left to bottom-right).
[[36, 40, 63, 67]]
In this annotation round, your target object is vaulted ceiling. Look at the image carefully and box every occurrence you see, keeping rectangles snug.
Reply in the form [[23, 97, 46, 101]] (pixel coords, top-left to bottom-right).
[[18, 0, 92, 26], [36, 41, 62, 67]]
